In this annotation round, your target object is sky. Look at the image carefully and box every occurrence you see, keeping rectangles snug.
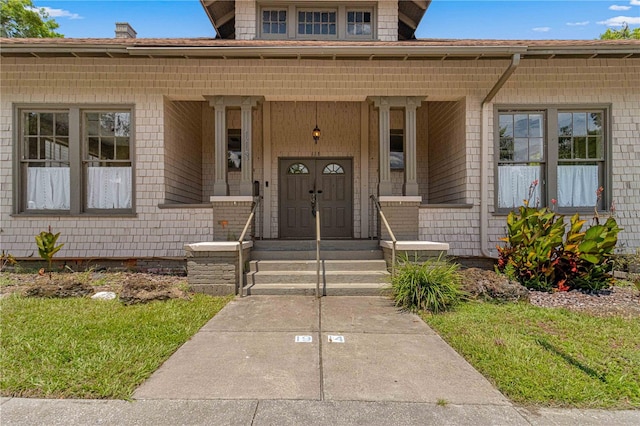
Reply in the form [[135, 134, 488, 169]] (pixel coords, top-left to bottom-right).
[[32, 0, 640, 40]]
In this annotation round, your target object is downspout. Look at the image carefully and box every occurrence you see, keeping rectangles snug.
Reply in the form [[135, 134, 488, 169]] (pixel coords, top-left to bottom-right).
[[480, 53, 521, 258]]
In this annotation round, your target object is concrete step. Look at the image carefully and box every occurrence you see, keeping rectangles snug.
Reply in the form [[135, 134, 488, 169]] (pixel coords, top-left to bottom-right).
[[249, 259, 388, 273], [251, 250, 383, 261], [246, 282, 391, 296], [253, 240, 380, 251], [247, 270, 390, 285]]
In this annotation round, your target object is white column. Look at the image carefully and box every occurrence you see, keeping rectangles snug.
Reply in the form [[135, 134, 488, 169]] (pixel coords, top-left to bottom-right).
[[360, 102, 370, 238], [212, 97, 228, 196], [262, 101, 272, 238], [378, 99, 392, 196], [240, 97, 253, 196], [404, 97, 419, 196]]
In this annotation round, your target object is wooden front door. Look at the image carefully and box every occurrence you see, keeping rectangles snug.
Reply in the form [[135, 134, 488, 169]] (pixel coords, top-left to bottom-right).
[[279, 158, 353, 239]]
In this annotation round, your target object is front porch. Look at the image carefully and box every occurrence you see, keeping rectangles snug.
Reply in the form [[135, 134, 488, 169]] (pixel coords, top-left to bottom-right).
[[162, 97, 470, 242]]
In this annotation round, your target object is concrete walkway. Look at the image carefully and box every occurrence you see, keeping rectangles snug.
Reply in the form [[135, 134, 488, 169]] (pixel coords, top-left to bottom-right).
[[2, 296, 639, 425]]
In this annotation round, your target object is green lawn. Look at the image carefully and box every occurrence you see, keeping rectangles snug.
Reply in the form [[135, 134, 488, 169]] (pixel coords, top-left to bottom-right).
[[0, 294, 231, 399], [422, 302, 640, 409]]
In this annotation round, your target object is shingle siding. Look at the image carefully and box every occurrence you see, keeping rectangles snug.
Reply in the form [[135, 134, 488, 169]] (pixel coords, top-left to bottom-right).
[[1, 56, 638, 258]]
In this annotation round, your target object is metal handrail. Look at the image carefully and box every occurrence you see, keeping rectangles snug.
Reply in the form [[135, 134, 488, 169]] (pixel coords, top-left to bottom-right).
[[370, 195, 397, 278], [315, 206, 321, 298], [238, 196, 260, 298]]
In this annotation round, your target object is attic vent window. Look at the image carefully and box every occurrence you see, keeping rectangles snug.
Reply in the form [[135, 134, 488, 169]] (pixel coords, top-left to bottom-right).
[[262, 10, 287, 34]]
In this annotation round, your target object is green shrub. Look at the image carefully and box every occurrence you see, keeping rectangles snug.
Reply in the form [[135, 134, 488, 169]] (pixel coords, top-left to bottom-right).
[[35, 226, 64, 278], [498, 200, 621, 292], [497, 204, 565, 291], [391, 256, 465, 313], [556, 214, 621, 291]]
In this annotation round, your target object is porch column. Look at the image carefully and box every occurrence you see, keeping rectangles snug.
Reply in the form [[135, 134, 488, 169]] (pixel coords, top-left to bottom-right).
[[378, 99, 392, 196], [212, 97, 228, 196], [206, 96, 264, 197], [404, 97, 420, 196], [240, 97, 254, 196]]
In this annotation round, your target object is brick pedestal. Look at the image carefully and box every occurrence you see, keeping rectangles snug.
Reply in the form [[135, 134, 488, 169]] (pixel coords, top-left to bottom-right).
[[184, 242, 253, 295]]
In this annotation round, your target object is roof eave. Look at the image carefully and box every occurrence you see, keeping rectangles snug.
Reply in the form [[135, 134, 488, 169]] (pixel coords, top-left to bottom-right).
[[2, 43, 639, 60]]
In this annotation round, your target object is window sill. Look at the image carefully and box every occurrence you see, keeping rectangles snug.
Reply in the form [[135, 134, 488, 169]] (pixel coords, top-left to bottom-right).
[[420, 204, 474, 209], [158, 203, 212, 209], [11, 212, 137, 218], [493, 208, 609, 217]]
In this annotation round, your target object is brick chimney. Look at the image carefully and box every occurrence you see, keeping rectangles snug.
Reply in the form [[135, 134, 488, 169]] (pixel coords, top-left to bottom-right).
[[115, 22, 137, 39]]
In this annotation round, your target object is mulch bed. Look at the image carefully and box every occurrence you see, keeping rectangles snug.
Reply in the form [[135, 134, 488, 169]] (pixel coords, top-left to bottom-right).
[[2, 270, 639, 316], [1, 272, 189, 304]]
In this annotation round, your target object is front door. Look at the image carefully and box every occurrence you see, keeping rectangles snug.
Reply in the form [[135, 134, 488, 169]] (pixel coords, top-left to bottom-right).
[[279, 158, 353, 239]]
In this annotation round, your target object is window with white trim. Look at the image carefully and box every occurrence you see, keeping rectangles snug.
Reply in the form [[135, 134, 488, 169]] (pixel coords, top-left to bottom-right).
[[496, 107, 607, 211], [17, 106, 134, 214]]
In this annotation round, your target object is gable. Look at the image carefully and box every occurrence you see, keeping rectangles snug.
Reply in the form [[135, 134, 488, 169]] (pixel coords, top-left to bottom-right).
[[200, 0, 431, 40]]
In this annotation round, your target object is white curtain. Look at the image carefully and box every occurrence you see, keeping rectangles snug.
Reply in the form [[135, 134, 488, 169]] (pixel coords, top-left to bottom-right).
[[27, 167, 70, 210], [558, 165, 598, 207], [498, 165, 540, 208], [87, 167, 132, 209]]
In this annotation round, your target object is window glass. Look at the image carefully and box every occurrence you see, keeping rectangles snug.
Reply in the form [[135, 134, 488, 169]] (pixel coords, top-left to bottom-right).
[[228, 129, 241, 169], [347, 10, 372, 36], [390, 129, 404, 170], [288, 163, 309, 174], [84, 111, 132, 209], [556, 111, 604, 208], [497, 108, 606, 211], [322, 163, 344, 174], [262, 9, 287, 34], [497, 112, 544, 208], [19, 108, 133, 213], [22, 111, 70, 210], [298, 10, 336, 35]]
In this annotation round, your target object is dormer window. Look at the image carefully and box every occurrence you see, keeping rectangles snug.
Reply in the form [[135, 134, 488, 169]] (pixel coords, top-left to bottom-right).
[[258, 3, 375, 40], [298, 10, 337, 36], [347, 10, 372, 36], [262, 9, 287, 35]]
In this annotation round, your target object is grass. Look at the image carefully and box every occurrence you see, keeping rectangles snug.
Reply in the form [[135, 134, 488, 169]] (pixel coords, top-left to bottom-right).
[[0, 294, 231, 399], [422, 301, 640, 409]]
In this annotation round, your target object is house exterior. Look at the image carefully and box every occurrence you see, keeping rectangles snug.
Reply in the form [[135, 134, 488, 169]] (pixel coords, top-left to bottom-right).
[[1, 0, 639, 267]]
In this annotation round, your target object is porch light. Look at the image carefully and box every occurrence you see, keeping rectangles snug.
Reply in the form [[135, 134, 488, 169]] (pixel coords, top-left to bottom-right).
[[313, 102, 321, 143]]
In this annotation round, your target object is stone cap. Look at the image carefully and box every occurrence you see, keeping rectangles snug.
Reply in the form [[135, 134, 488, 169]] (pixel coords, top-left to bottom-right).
[[380, 240, 449, 251], [210, 196, 254, 203], [378, 196, 422, 203], [184, 241, 254, 252]]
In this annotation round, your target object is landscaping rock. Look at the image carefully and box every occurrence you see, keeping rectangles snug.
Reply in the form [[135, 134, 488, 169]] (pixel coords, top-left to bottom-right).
[[23, 276, 94, 298], [91, 291, 117, 300], [119, 276, 190, 305], [459, 268, 529, 302]]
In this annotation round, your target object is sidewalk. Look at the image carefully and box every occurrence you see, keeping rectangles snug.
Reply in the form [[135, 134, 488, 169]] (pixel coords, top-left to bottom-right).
[[2, 296, 639, 425]]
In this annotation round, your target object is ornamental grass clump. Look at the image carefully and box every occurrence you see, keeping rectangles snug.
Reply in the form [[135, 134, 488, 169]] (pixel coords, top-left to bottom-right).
[[391, 256, 465, 314]]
